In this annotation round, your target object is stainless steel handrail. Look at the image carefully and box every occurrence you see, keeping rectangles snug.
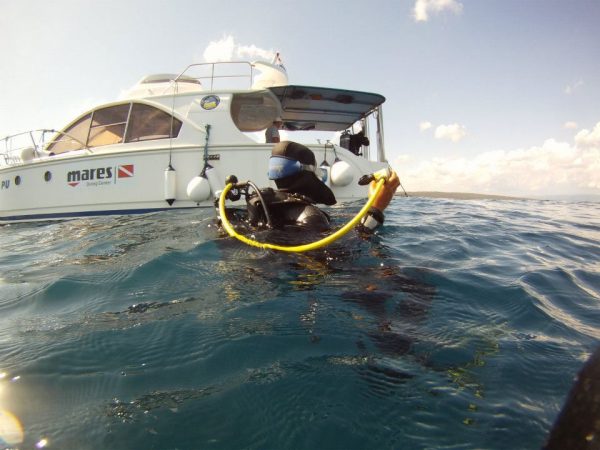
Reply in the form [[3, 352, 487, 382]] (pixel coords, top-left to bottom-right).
[[173, 61, 255, 91], [1, 129, 92, 165]]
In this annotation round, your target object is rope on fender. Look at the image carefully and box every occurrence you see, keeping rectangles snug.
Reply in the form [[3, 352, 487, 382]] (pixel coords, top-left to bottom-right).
[[218, 178, 386, 253]]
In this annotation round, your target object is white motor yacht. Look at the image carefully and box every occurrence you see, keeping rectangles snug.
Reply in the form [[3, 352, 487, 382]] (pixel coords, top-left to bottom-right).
[[0, 60, 388, 223]]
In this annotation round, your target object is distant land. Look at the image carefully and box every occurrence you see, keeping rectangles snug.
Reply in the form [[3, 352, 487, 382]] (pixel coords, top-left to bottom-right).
[[404, 192, 600, 202], [406, 191, 526, 200]]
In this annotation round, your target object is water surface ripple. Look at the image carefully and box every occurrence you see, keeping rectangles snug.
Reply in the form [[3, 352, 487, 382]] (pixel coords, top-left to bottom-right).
[[1, 199, 599, 449]]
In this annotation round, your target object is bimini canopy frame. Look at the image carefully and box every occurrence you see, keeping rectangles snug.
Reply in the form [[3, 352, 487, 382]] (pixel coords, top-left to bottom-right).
[[267, 85, 385, 132]]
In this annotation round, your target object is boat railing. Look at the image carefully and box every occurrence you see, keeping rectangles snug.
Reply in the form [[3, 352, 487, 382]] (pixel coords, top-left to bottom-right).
[[174, 61, 255, 91], [1, 129, 91, 166]]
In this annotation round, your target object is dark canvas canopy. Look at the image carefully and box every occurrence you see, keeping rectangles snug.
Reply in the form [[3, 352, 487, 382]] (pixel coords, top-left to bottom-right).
[[268, 85, 385, 132]]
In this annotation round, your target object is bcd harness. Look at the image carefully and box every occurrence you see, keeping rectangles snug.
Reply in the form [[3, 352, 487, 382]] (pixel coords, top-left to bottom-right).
[[246, 188, 331, 232], [217, 170, 389, 253]]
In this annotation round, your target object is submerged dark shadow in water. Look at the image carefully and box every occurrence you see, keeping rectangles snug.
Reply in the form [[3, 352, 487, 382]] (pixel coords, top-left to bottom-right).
[[106, 386, 219, 424], [214, 224, 440, 401]]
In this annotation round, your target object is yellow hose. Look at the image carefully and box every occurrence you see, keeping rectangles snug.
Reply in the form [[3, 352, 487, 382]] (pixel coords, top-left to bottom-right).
[[218, 178, 386, 252]]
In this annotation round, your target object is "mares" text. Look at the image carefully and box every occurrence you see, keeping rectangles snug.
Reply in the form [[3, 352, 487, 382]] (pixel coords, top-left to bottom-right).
[[67, 167, 113, 183]]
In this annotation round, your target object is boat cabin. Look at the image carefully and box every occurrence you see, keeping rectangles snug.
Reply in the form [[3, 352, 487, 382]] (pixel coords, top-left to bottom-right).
[[2, 61, 386, 165]]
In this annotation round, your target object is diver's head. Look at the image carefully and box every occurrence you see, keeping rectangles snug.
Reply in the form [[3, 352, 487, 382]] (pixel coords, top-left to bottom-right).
[[268, 141, 336, 205]]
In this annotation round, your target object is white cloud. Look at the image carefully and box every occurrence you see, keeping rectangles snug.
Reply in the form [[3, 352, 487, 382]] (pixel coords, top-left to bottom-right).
[[564, 121, 578, 130], [237, 44, 275, 61], [202, 35, 275, 62], [419, 121, 432, 132], [565, 80, 583, 95], [203, 36, 236, 62], [413, 0, 463, 22], [434, 123, 467, 142], [575, 122, 600, 148], [395, 121, 600, 195], [396, 154, 413, 165]]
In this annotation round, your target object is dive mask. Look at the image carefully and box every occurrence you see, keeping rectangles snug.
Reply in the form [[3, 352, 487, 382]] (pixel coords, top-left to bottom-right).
[[268, 156, 327, 182]]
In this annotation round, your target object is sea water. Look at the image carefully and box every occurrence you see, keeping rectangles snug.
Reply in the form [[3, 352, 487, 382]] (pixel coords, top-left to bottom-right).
[[0, 197, 599, 450]]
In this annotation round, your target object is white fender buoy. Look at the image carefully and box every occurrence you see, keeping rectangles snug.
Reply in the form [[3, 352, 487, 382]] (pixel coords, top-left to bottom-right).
[[186, 175, 212, 202], [330, 160, 354, 187], [164, 165, 176, 205], [204, 164, 223, 199], [20, 146, 36, 162]]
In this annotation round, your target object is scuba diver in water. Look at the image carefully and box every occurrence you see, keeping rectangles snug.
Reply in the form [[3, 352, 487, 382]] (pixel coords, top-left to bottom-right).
[[219, 140, 400, 239], [216, 140, 434, 394]]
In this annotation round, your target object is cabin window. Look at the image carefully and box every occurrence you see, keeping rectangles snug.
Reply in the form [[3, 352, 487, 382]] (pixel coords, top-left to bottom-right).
[[230, 91, 280, 132], [125, 103, 182, 142], [87, 104, 131, 147], [45, 103, 182, 154], [46, 113, 92, 154]]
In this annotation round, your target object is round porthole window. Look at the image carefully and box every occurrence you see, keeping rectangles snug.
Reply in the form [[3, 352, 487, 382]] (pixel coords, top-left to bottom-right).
[[44, 171, 52, 182], [14, 175, 21, 185]]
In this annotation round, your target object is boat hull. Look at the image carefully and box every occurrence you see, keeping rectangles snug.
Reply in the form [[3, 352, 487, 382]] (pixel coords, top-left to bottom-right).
[[0, 144, 386, 223]]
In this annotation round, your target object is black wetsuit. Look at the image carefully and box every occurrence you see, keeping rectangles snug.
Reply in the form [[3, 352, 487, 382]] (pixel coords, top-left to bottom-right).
[[246, 188, 331, 232], [241, 187, 384, 234]]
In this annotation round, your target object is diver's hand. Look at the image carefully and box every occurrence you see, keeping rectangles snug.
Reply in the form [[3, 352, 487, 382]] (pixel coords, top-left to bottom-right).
[[369, 170, 400, 212]]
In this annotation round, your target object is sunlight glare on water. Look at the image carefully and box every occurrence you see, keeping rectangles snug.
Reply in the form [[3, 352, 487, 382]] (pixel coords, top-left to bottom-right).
[[0, 409, 24, 447]]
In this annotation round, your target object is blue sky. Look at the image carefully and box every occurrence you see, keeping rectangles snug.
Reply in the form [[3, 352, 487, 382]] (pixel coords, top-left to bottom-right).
[[1, 0, 599, 197]]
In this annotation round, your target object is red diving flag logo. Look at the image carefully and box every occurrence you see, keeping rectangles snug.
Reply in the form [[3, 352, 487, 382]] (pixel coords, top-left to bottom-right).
[[118, 164, 134, 178]]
